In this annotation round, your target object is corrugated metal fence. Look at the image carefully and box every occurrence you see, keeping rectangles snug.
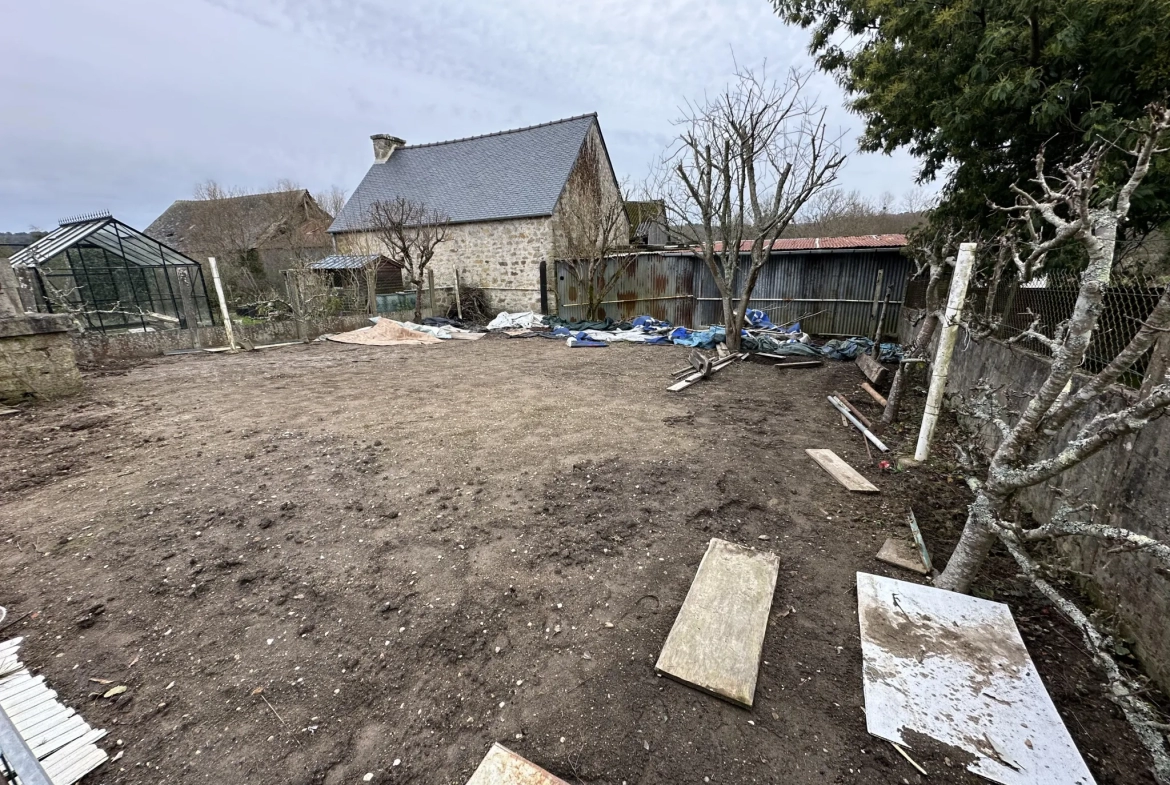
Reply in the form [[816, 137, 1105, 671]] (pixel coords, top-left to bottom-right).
[[555, 248, 911, 337]]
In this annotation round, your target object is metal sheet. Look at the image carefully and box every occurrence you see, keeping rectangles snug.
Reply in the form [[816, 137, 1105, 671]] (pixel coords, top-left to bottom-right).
[[857, 573, 1095, 785], [556, 248, 910, 336]]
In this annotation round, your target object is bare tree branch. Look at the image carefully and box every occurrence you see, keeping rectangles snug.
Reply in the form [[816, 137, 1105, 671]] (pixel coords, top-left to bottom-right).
[[652, 64, 845, 351], [363, 198, 450, 323]]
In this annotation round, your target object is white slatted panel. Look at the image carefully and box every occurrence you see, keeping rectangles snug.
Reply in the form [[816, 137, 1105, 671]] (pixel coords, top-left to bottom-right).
[[0, 638, 108, 785]]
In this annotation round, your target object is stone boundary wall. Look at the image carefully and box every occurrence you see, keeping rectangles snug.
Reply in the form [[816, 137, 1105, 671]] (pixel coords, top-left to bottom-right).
[[71, 314, 377, 366], [900, 309, 1170, 691]]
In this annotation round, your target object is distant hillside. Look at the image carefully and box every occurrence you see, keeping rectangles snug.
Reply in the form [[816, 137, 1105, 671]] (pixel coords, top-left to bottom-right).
[[0, 231, 46, 259], [782, 210, 925, 239]]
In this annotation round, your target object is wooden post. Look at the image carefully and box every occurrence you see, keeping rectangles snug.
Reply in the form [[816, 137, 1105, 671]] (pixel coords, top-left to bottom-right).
[[869, 268, 885, 336], [871, 285, 891, 357], [207, 257, 237, 352], [427, 268, 436, 318], [176, 267, 201, 347], [454, 268, 463, 320], [284, 269, 307, 342], [915, 242, 977, 461]]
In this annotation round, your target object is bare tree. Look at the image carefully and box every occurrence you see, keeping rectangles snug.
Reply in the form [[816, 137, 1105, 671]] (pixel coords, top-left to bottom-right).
[[655, 65, 845, 351], [932, 105, 1170, 780], [315, 186, 348, 219], [555, 132, 635, 320], [366, 198, 450, 323]]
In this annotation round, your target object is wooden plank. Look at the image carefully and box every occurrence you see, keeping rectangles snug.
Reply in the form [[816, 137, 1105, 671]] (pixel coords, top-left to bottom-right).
[[667, 355, 739, 392], [858, 573, 1095, 785], [46, 746, 108, 785], [27, 716, 88, 758], [0, 637, 26, 655], [465, 743, 568, 785], [876, 538, 929, 575], [907, 510, 933, 573], [856, 353, 888, 385], [773, 360, 823, 368], [861, 382, 888, 407], [655, 538, 780, 708], [805, 449, 879, 493], [3, 683, 52, 711]]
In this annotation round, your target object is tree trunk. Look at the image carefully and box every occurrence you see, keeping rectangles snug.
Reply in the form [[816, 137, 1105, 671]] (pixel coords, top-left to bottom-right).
[[723, 293, 740, 351], [413, 276, 424, 323], [934, 490, 1002, 592], [882, 311, 940, 425]]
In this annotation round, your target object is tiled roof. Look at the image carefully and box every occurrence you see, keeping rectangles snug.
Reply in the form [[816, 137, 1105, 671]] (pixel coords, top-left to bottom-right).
[[330, 114, 598, 233], [673, 234, 908, 257], [769, 234, 907, 251]]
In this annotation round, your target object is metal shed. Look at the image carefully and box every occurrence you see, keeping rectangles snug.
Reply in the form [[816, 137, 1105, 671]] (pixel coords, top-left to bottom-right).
[[9, 212, 218, 333]]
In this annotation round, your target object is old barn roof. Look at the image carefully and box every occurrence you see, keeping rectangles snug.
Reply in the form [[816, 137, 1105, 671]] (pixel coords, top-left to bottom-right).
[[146, 190, 332, 254], [329, 114, 598, 233]]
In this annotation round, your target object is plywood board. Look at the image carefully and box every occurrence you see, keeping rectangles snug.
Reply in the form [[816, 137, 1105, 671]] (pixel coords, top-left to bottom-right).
[[857, 573, 1095, 785], [805, 449, 879, 493], [856, 354, 889, 385], [655, 538, 780, 708], [875, 538, 928, 575], [465, 743, 568, 785]]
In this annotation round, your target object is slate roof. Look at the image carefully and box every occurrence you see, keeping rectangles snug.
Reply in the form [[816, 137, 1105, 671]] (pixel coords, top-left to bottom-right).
[[146, 190, 333, 254], [329, 114, 598, 233]]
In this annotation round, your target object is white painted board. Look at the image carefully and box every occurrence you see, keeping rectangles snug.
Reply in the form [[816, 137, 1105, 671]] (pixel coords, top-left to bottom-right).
[[857, 572, 1095, 785]]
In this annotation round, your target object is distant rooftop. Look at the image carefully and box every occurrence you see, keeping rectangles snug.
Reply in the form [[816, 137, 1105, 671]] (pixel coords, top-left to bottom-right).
[[696, 234, 908, 254]]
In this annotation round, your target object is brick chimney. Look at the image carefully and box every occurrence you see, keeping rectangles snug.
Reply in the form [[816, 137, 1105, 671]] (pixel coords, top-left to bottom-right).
[[371, 134, 406, 163]]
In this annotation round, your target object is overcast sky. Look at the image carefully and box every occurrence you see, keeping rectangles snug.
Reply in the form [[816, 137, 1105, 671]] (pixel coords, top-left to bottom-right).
[[3, 0, 934, 231]]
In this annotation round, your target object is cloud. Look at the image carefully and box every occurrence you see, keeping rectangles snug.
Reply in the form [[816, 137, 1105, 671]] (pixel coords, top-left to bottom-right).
[[0, 0, 935, 230]]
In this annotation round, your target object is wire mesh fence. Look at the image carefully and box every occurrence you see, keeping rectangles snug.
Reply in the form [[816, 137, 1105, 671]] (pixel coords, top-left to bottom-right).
[[967, 269, 1167, 388]]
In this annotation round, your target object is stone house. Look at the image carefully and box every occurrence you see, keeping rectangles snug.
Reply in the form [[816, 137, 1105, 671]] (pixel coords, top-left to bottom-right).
[[328, 114, 627, 313], [146, 190, 334, 297]]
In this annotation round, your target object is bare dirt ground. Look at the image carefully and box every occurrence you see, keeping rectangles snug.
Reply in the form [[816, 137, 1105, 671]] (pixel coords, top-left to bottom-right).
[[0, 338, 1157, 784]]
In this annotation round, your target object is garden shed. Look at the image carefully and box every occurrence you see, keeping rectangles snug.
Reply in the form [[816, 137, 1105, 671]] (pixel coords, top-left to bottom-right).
[[305, 254, 405, 314], [9, 212, 218, 333]]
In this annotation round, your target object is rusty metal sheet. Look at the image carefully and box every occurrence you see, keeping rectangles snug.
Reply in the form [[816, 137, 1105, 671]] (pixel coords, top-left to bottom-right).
[[857, 573, 1095, 785], [556, 248, 912, 335], [465, 743, 569, 785]]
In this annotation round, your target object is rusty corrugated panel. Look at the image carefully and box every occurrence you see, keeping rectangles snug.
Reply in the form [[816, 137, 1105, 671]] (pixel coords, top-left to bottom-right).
[[556, 248, 911, 336], [556, 253, 695, 325]]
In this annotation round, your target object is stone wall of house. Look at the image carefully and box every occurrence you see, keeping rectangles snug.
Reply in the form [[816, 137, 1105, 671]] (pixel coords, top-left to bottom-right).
[[343, 217, 554, 315], [550, 122, 629, 259], [0, 315, 82, 404]]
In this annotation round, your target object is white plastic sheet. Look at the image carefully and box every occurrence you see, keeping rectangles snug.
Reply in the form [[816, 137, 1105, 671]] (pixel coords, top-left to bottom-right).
[[486, 311, 542, 330], [857, 573, 1094, 785]]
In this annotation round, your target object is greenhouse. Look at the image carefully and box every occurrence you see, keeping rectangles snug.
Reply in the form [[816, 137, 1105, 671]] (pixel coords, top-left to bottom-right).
[[9, 211, 218, 332]]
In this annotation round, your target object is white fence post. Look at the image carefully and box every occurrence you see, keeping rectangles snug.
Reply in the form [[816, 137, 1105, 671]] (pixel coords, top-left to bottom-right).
[[914, 242, 977, 462], [207, 257, 237, 352]]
